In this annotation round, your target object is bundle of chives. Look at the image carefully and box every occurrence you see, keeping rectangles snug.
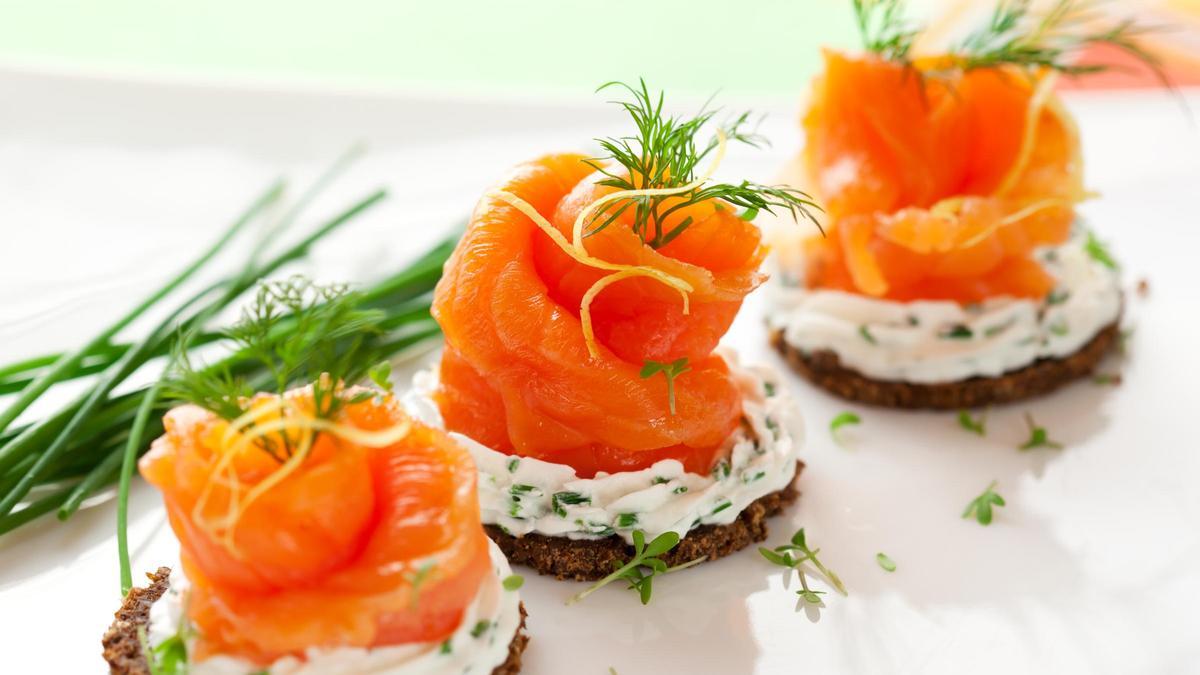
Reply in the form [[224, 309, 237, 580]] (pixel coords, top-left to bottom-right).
[[0, 156, 456, 598]]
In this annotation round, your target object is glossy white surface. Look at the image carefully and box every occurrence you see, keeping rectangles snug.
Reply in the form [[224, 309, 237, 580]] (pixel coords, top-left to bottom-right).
[[1, 68, 1198, 674]]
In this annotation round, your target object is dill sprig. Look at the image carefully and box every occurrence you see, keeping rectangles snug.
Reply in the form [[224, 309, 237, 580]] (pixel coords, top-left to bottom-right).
[[166, 277, 390, 459], [853, 0, 921, 63], [586, 80, 820, 249], [952, 0, 1167, 80]]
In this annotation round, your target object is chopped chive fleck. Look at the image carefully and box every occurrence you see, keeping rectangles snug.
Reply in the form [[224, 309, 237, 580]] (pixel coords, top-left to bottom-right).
[[940, 324, 973, 339], [509, 484, 540, 496], [672, 486, 689, 494], [575, 519, 615, 536], [616, 513, 639, 528], [507, 457, 520, 473], [439, 640, 452, 655], [906, 315, 919, 326], [712, 500, 733, 515], [765, 416, 780, 439], [829, 411, 861, 442], [711, 459, 731, 480], [551, 491, 591, 517], [858, 325, 877, 344], [1046, 288, 1070, 305], [876, 552, 896, 572], [743, 470, 766, 483], [1084, 230, 1118, 269], [469, 620, 491, 638], [651, 476, 669, 485], [502, 574, 524, 591], [1049, 320, 1069, 337], [763, 380, 777, 397]]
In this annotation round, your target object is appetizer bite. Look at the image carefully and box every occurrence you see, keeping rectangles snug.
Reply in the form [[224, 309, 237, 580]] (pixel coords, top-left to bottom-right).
[[407, 82, 820, 582], [103, 280, 528, 675], [768, 0, 1153, 408]]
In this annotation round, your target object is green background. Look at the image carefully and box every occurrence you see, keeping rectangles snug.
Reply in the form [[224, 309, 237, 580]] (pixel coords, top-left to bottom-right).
[[0, 0, 874, 96]]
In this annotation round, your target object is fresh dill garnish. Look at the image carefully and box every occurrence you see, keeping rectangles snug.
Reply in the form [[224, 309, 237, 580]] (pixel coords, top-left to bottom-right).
[[830, 411, 861, 444], [876, 552, 897, 572], [852, 0, 920, 63], [1019, 413, 1063, 450], [502, 574, 525, 591], [962, 480, 1006, 525], [586, 80, 820, 248], [640, 357, 691, 415], [957, 409, 987, 436], [759, 527, 847, 605], [951, 0, 1166, 81], [566, 530, 703, 605], [165, 277, 388, 447], [1084, 230, 1119, 269]]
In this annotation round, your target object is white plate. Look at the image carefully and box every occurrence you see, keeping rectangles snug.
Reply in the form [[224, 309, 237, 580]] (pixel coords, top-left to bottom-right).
[[2, 67, 1199, 675]]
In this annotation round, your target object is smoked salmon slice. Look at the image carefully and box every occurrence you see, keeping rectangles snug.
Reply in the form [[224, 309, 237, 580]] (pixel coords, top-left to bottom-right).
[[139, 388, 489, 665], [432, 153, 770, 477], [799, 50, 1084, 303]]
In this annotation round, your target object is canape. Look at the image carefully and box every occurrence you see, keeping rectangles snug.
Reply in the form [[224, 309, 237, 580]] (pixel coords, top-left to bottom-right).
[[767, 2, 1146, 409], [406, 82, 819, 581], [102, 282, 528, 674]]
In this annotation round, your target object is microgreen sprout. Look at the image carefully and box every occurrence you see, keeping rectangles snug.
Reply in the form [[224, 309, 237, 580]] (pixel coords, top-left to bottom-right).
[[963, 480, 1006, 525], [1019, 413, 1063, 450], [640, 358, 691, 415], [759, 527, 847, 605], [567, 530, 703, 606]]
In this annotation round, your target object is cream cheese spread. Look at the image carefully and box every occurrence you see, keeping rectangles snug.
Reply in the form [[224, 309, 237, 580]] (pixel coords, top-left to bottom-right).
[[403, 351, 804, 544], [151, 539, 521, 675], [767, 230, 1121, 384]]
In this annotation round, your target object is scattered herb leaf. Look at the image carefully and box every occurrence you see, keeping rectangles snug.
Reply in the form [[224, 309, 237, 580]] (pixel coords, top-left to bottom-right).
[[1019, 413, 1063, 450], [502, 574, 525, 591], [957, 409, 986, 436], [962, 480, 1006, 526]]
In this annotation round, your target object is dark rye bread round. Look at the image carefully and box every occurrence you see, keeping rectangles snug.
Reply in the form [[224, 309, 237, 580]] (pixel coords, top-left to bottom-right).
[[769, 321, 1119, 409], [485, 463, 802, 581], [102, 568, 530, 675]]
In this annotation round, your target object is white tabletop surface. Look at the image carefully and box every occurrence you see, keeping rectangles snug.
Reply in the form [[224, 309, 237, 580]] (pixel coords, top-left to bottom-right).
[[2, 67, 1199, 675]]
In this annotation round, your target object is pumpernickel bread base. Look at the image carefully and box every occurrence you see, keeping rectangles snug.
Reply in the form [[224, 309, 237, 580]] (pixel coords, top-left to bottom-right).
[[769, 321, 1119, 409], [102, 568, 530, 675], [486, 463, 802, 581]]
